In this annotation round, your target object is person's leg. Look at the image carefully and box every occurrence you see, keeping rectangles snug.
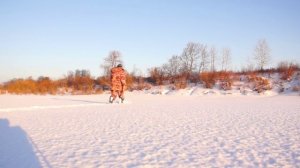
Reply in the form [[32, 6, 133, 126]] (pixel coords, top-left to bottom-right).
[[110, 90, 117, 103], [119, 90, 125, 103], [119, 83, 126, 102], [116, 90, 121, 98]]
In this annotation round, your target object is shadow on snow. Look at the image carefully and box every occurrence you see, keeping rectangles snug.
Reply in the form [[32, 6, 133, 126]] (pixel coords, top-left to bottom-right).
[[0, 119, 51, 168]]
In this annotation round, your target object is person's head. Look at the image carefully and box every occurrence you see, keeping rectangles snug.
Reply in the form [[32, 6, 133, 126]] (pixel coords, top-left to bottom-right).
[[117, 64, 122, 68]]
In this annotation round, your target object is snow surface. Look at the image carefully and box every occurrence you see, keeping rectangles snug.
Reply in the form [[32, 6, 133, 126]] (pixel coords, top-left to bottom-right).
[[1, 93, 300, 167]]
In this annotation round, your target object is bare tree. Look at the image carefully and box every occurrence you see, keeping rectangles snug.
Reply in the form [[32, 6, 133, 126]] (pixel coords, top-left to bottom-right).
[[148, 67, 165, 85], [210, 46, 217, 72], [242, 56, 255, 72], [221, 48, 231, 71], [167, 55, 181, 77], [101, 50, 123, 76], [198, 45, 209, 73], [254, 39, 271, 70], [180, 42, 201, 78]]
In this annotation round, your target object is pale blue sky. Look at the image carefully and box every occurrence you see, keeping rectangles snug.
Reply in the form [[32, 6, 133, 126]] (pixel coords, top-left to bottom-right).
[[1, 0, 299, 82]]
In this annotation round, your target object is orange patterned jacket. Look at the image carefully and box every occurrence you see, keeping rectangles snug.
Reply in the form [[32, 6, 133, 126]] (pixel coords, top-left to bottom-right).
[[110, 67, 126, 91]]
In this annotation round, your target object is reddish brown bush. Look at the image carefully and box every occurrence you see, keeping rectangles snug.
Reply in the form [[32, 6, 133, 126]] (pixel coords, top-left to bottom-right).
[[173, 77, 187, 90], [247, 75, 272, 93], [5, 78, 38, 94], [94, 87, 104, 94], [128, 75, 152, 91], [292, 85, 300, 92], [149, 67, 166, 85], [96, 76, 110, 90], [281, 68, 296, 81], [200, 72, 217, 89], [36, 77, 57, 94], [278, 61, 298, 81], [0, 84, 3, 93], [5, 77, 59, 95], [218, 71, 233, 90], [125, 74, 134, 90], [131, 82, 152, 91], [73, 77, 93, 93]]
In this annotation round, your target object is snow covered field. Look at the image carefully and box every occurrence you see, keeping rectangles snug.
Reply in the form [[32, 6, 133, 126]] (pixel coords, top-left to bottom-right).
[[1, 93, 300, 167]]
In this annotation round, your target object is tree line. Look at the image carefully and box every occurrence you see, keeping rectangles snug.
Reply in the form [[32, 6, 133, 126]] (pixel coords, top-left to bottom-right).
[[0, 39, 299, 94], [147, 39, 272, 86]]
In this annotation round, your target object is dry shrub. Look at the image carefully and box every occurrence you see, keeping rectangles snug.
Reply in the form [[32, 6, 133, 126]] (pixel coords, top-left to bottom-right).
[[140, 83, 152, 90], [125, 74, 134, 90], [0, 84, 4, 94], [56, 87, 69, 94], [292, 86, 300, 92], [94, 88, 104, 94], [65, 70, 95, 94], [279, 86, 285, 93], [73, 76, 94, 93], [174, 81, 187, 90], [246, 72, 259, 82], [97, 76, 110, 90], [126, 75, 152, 91], [218, 71, 233, 90], [36, 77, 57, 95], [55, 79, 67, 89], [278, 61, 298, 81], [5, 78, 38, 94], [200, 72, 217, 89], [281, 68, 296, 81], [131, 82, 152, 91], [248, 75, 272, 93], [220, 81, 232, 90], [174, 76, 187, 90], [190, 73, 200, 83], [149, 67, 165, 85]]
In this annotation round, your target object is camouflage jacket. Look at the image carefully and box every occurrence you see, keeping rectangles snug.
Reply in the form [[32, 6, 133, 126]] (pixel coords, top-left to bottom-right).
[[110, 67, 126, 91]]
